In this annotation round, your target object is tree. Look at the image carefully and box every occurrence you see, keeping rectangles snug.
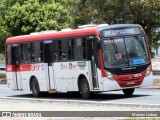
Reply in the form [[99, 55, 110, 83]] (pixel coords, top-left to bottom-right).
[[0, 0, 159, 53], [72, 0, 160, 47], [5, 0, 73, 36], [0, 0, 11, 53]]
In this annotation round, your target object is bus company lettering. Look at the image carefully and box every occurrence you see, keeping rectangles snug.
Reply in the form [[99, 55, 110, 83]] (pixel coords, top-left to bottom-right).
[[61, 63, 67, 70], [30, 64, 40, 71], [78, 62, 86, 67], [41, 64, 44, 71], [78, 62, 86, 70], [69, 63, 77, 70]]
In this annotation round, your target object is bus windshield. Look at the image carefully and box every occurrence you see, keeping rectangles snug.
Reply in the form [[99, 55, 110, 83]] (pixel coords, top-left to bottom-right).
[[102, 35, 150, 68]]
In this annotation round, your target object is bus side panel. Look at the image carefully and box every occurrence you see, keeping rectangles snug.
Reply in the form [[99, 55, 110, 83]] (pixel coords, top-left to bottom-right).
[[7, 72, 17, 90], [54, 62, 74, 92], [43, 63, 50, 91], [96, 68, 121, 91], [49, 65, 55, 89], [101, 78, 120, 91], [20, 63, 48, 92], [96, 68, 103, 91], [6, 66, 22, 91], [6, 65, 18, 90], [86, 61, 94, 91], [72, 61, 93, 92], [53, 61, 93, 92]]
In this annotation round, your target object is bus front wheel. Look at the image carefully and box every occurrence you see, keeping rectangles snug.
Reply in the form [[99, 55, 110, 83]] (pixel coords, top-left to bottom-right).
[[122, 88, 135, 96], [80, 78, 91, 99], [31, 78, 41, 97]]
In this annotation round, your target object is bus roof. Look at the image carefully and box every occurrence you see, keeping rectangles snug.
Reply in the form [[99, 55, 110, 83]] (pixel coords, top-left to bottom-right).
[[98, 24, 141, 30], [6, 28, 99, 44], [6, 24, 142, 44]]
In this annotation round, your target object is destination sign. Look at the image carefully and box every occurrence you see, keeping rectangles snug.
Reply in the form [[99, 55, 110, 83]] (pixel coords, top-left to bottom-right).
[[43, 40, 52, 44], [102, 27, 141, 37]]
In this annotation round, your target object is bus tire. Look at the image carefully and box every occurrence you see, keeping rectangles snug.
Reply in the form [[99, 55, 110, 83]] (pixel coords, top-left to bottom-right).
[[31, 78, 41, 97], [122, 88, 135, 96], [80, 78, 91, 99]]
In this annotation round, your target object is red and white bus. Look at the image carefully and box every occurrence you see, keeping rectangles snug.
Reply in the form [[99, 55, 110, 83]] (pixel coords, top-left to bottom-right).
[[5, 24, 153, 99]]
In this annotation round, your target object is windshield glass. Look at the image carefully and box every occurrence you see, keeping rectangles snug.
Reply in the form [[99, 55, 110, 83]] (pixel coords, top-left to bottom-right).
[[102, 35, 149, 68]]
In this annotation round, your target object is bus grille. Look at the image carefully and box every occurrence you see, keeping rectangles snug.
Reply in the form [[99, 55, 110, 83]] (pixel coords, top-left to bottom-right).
[[114, 67, 144, 75], [114, 75, 144, 88], [118, 78, 143, 88]]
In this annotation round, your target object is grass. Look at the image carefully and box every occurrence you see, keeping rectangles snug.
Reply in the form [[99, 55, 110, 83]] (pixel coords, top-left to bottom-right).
[[153, 79, 160, 86], [0, 74, 6, 83], [26, 99, 45, 103]]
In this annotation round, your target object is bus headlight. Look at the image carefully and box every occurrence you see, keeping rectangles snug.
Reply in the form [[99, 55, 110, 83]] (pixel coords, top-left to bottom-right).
[[146, 67, 151, 76], [105, 71, 113, 80]]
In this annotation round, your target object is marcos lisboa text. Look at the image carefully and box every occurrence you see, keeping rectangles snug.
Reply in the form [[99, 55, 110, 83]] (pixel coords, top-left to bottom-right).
[[132, 112, 158, 117]]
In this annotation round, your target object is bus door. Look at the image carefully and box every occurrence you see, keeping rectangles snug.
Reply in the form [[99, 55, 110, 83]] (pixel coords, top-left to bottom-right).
[[11, 45, 22, 90], [43, 40, 55, 90], [87, 39, 99, 89]]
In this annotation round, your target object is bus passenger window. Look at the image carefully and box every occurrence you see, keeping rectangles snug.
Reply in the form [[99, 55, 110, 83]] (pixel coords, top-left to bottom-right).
[[31, 43, 34, 62], [68, 39, 72, 60], [73, 38, 86, 60], [53, 40, 59, 61], [58, 40, 62, 60], [6, 45, 11, 65], [20, 42, 43, 63], [34, 42, 43, 62], [72, 39, 76, 60], [77, 38, 83, 59], [20, 43, 30, 63], [61, 40, 69, 61], [82, 38, 86, 59]]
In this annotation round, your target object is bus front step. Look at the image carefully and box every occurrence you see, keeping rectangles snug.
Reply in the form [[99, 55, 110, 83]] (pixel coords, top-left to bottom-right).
[[48, 90, 57, 93]]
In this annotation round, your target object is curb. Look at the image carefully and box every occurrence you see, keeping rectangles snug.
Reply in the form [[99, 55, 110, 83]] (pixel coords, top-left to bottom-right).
[[0, 97, 160, 108]]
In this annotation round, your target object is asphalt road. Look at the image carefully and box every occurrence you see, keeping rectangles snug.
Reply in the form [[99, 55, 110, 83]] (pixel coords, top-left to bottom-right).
[[0, 84, 160, 106]]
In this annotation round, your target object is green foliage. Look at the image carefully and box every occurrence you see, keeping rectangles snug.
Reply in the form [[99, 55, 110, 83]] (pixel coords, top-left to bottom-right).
[[5, 0, 72, 35], [72, 0, 160, 48], [0, 26, 11, 52], [0, 0, 11, 53], [0, 0, 159, 53]]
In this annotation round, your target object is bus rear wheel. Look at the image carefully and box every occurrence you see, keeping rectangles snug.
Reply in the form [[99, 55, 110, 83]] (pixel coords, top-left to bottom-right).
[[122, 88, 135, 96], [31, 78, 41, 97], [80, 78, 91, 99]]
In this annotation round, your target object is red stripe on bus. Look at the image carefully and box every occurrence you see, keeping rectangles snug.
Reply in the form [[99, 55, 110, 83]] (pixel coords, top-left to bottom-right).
[[20, 64, 32, 71], [6, 64, 38, 72], [6, 65, 16, 72], [99, 50, 106, 77]]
